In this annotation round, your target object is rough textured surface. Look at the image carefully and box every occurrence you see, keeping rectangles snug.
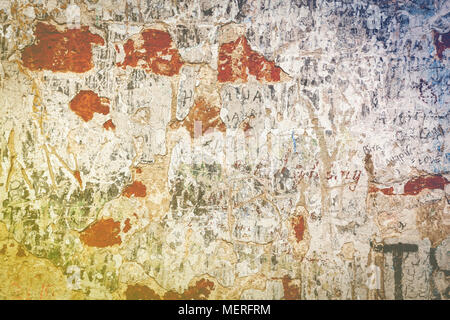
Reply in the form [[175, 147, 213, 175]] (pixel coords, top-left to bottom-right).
[[0, 0, 449, 300]]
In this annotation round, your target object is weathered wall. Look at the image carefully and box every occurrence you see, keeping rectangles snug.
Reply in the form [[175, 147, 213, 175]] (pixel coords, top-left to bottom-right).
[[0, 0, 448, 300]]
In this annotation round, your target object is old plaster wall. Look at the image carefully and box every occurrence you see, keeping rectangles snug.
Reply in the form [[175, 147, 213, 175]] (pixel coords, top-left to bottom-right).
[[0, 0, 449, 300]]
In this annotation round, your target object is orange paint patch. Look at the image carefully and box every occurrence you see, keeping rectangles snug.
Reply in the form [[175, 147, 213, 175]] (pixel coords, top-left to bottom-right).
[[73, 170, 82, 187], [170, 98, 226, 138], [292, 215, 305, 242], [369, 185, 394, 195], [123, 218, 131, 233], [79, 218, 122, 248], [122, 181, 147, 198], [69, 90, 110, 122], [103, 119, 116, 131], [125, 284, 160, 300], [21, 22, 104, 73], [117, 29, 183, 76], [218, 36, 282, 83]]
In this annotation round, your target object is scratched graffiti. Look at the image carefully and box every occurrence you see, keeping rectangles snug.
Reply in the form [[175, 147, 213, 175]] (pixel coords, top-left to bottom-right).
[[0, 0, 448, 300]]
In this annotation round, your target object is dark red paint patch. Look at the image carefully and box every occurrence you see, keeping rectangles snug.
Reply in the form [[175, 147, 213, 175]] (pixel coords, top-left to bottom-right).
[[80, 218, 122, 248], [117, 29, 183, 76], [218, 36, 282, 83], [21, 22, 104, 73], [164, 279, 215, 300], [282, 275, 301, 300], [369, 175, 448, 196], [403, 175, 448, 195], [432, 30, 450, 60], [122, 181, 147, 198], [69, 90, 110, 122], [125, 278, 214, 300], [292, 215, 305, 242]]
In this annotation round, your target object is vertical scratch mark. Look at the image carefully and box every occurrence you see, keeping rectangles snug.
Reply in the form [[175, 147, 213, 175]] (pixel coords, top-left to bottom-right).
[[20, 166, 33, 192], [42, 144, 56, 190], [292, 130, 296, 152], [49, 145, 81, 187], [6, 129, 16, 193], [297, 81, 331, 227]]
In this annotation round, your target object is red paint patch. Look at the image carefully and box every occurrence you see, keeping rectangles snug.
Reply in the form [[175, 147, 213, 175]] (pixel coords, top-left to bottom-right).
[[369, 185, 394, 195], [80, 218, 122, 248], [21, 22, 104, 73], [122, 181, 147, 198], [103, 119, 116, 131], [282, 275, 301, 300], [164, 279, 215, 300], [432, 30, 450, 60], [69, 90, 110, 122], [369, 175, 448, 196], [292, 215, 305, 242], [403, 175, 448, 196], [170, 98, 226, 138], [241, 118, 253, 133], [117, 29, 183, 76], [380, 187, 394, 195], [123, 218, 131, 233], [73, 170, 82, 187], [218, 36, 282, 83]]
